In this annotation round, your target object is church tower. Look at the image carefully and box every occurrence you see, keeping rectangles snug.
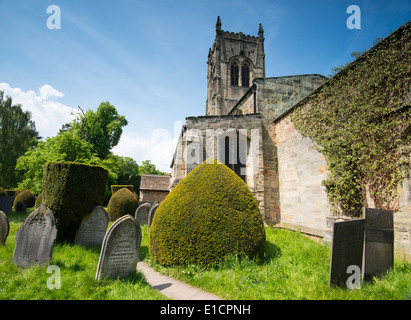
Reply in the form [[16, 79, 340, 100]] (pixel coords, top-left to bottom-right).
[[206, 16, 265, 116]]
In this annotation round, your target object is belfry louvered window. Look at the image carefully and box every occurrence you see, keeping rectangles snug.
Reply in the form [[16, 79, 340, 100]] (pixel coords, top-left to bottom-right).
[[230, 61, 239, 86], [241, 63, 250, 88]]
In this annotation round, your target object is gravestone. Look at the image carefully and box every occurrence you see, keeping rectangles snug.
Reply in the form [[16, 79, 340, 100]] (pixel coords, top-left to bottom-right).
[[15, 201, 27, 213], [0, 196, 14, 215], [135, 203, 151, 225], [12, 203, 57, 268], [147, 203, 159, 233], [95, 215, 142, 280], [363, 208, 394, 282], [73, 205, 108, 248], [0, 210, 9, 245], [329, 219, 365, 287]]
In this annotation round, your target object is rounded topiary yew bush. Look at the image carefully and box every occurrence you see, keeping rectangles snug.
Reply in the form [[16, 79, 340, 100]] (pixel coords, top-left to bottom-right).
[[13, 189, 35, 209], [148, 160, 266, 266], [107, 187, 139, 221]]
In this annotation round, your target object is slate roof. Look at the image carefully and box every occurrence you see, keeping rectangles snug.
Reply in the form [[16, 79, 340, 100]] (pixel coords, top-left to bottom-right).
[[140, 174, 170, 191]]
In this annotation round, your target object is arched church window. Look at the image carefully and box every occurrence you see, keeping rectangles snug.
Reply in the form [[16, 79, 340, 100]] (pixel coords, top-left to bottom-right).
[[230, 61, 239, 86], [241, 63, 250, 88]]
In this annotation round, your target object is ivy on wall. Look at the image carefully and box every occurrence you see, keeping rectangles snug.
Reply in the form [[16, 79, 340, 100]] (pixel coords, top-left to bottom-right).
[[290, 24, 411, 217]]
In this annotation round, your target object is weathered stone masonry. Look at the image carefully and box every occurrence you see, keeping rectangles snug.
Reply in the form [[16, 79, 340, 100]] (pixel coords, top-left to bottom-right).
[[170, 18, 411, 260]]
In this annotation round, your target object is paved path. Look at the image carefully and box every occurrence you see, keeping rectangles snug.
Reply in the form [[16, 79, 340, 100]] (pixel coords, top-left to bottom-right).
[[137, 261, 224, 300]]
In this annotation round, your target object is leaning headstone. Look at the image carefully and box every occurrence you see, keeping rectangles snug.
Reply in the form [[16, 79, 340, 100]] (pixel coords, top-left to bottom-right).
[[15, 201, 27, 213], [0, 210, 10, 245], [147, 203, 159, 233], [0, 196, 14, 215], [12, 203, 57, 268], [363, 208, 394, 282], [329, 219, 365, 287], [73, 205, 108, 248], [135, 203, 151, 225], [95, 215, 142, 280]]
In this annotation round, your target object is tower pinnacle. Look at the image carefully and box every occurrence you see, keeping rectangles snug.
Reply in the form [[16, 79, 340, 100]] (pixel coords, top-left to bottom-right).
[[258, 23, 264, 37], [216, 16, 222, 31]]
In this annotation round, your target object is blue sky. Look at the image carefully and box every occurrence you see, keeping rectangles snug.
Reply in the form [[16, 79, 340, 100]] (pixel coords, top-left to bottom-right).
[[0, 0, 410, 172]]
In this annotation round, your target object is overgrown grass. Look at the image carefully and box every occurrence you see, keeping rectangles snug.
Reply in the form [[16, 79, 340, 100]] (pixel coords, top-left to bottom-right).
[[2, 209, 411, 300], [0, 209, 167, 300], [145, 227, 411, 300]]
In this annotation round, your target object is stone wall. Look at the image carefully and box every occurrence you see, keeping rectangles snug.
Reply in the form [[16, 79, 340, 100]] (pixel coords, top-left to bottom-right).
[[273, 113, 331, 235], [139, 190, 169, 203], [170, 114, 266, 219]]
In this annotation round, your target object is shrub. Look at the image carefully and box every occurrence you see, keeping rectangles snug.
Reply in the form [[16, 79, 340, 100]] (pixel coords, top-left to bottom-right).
[[110, 184, 138, 200], [0, 187, 5, 197], [110, 185, 134, 194], [42, 161, 108, 243], [13, 189, 35, 208], [148, 160, 266, 266], [107, 187, 139, 221]]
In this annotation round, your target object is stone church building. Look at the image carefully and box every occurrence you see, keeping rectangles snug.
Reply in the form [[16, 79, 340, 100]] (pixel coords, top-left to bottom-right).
[[170, 18, 411, 259]]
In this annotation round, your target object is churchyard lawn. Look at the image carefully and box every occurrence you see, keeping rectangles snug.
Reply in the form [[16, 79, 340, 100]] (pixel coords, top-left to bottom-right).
[[1, 208, 411, 300]]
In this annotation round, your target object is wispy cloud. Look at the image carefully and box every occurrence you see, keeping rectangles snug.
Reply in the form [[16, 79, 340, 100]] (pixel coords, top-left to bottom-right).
[[0, 83, 77, 139]]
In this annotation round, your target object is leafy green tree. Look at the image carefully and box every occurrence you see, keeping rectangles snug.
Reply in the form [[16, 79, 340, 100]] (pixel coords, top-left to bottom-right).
[[112, 155, 140, 187], [15, 131, 113, 194], [0, 91, 39, 188], [69, 102, 128, 159], [139, 160, 168, 175]]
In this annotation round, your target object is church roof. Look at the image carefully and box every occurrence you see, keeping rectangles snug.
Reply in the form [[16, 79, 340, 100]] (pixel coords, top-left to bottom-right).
[[140, 174, 170, 191]]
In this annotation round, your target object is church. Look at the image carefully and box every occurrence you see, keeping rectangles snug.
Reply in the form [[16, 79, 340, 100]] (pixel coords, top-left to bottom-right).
[[169, 17, 411, 259]]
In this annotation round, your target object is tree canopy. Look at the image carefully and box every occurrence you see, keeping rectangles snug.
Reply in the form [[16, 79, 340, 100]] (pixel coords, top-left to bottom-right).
[[0, 91, 39, 188], [69, 101, 128, 159]]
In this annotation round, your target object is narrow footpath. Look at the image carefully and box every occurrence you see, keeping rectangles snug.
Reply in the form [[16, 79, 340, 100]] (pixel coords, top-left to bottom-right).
[[137, 261, 224, 300]]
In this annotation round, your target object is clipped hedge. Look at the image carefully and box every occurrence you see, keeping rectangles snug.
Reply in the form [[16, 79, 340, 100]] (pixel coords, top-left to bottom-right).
[[107, 187, 139, 221], [13, 189, 35, 208], [6, 189, 21, 197], [148, 160, 266, 266], [42, 161, 108, 243]]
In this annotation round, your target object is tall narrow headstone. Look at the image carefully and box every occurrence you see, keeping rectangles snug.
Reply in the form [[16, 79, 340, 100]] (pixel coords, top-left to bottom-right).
[[363, 208, 394, 282], [73, 205, 108, 248], [95, 215, 142, 280], [0, 196, 14, 215], [147, 203, 159, 233], [135, 203, 151, 225], [0, 210, 9, 245], [329, 219, 365, 287], [12, 203, 57, 268], [15, 201, 27, 213]]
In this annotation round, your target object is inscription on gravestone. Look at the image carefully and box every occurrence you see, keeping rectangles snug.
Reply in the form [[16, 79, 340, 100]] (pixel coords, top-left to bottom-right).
[[0, 196, 14, 216], [363, 208, 394, 282], [147, 203, 159, 234], [329, 219, 365, 287], [95, 215, 142, 280], [0, 210, 10, 245], [135, 203, 151, 225], [74, 205, 108, 248], [12, 203, 57, 268]]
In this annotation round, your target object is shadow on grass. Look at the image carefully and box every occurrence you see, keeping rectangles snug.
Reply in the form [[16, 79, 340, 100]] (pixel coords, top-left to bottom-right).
[[264, 240, 282, 263]]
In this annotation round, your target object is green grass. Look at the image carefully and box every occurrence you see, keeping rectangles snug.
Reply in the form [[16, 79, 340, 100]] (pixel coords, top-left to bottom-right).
[[2, 209, 411, 300], [144, 227, 411, 300], [0, 209, 167, 300]]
